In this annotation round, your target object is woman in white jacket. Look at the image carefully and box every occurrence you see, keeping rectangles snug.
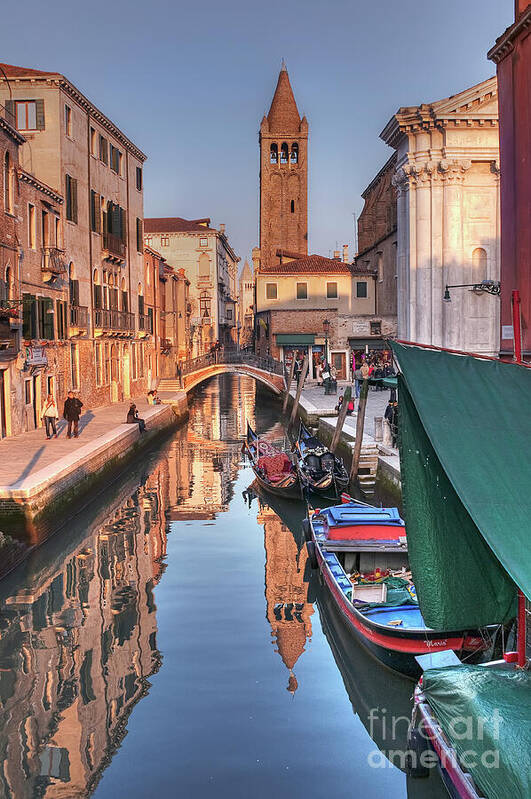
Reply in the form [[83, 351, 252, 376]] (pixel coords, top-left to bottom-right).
[[41, 394, 59, 439]]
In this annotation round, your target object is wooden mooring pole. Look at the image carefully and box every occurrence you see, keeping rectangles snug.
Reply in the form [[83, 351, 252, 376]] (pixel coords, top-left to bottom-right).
[[289, 354, 309, 429], [350, 379, 369, 483], [330, 386, 351, 454], [282, 357, 297, 415]]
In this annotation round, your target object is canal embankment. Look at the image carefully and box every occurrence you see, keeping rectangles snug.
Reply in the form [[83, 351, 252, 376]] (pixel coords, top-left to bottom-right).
[[0, 391, 188, 556], [284, 381, 401, 500]]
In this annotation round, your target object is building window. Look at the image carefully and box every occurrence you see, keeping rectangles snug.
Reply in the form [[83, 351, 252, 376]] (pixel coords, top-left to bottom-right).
[[131, 342, 137, 380], [270, 143, 278, 164], [199, 292, 211, 320], [65, 175, 78, 223], [15, 100, 37, 130], [199, 252, 209, 276], [145, 235, 152, 247], [160, 235, 169, 247], [280, 143, 288, 164], [296, 282, 307, 300], [136, 218, 143, 253], [290, 200, 295, 213], [55, 216, 61, 248], [327, 282, 338, 299], [41, 210, 49, 247], [377, 252, 383, 282], [23, 293, 38, 339], [199, 237, 208, 247], [28, 204, 36, 248], [290, 143, 298, 163], [25, 380, 31, 405], [370, 321, 382, 336], [104, 342, 110, 384], [226, 307, 233, 320], [356, 281, 368, 298], [136, 167, 142, 191], [3, 152, 12, 213], [90, 127, 97, 155], [266, 283, 277, 300], [99, 135, 108, 165], [110, 144, 121, 174], [472, 247, 487, 280], [65, 105, 72, 137], [90, 190, 101, 233], [95, 342, 102, 386]]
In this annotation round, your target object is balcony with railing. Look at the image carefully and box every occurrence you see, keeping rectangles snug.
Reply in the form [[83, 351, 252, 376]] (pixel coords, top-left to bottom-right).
[[41, 247, 67, 274], [102, 232, 126, 261], [138, 313, 153, 333], [94, 308, 135, 332], [69, 305, 89, 329]]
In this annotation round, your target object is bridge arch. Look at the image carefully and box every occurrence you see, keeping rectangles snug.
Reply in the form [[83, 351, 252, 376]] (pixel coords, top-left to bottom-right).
[[183, 364, 284, 395]]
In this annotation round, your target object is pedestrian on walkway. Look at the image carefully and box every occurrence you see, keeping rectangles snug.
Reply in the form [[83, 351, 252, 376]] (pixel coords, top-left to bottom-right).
[[63, 391, 83, 438], [41, 394, 59, 439], [126, 403, 146, 433], [384, 401, 399, 448]]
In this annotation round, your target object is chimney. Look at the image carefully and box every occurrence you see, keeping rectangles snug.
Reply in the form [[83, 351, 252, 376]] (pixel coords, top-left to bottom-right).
[[333, 250, 340, 260], [342, 244, 349, 263], [219, 223, 226, 236]]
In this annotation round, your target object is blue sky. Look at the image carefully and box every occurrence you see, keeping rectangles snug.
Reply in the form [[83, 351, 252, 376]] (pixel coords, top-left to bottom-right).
[[2, 0, 511, 269]]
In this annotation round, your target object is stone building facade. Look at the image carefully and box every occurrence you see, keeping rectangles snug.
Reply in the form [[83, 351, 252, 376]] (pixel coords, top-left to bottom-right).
[[488, 2, 531, 359], [352, 153, 398, 360], [380, 76, 501, 355], [257, 65, 308, 271], [144, 218, 239, 356], [238, 259, 254, 349], [0, 62, 151, 436]]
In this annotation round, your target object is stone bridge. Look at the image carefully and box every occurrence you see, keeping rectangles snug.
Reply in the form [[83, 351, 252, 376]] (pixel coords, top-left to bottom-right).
[[159, 351, 287, 396]]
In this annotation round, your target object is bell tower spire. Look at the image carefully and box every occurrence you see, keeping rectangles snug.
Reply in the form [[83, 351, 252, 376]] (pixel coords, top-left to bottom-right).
[[259, 65, 309, 271]]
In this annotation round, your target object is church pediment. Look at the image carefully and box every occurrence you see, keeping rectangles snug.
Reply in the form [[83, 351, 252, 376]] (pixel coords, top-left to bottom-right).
[[432, 76, 498, 120]]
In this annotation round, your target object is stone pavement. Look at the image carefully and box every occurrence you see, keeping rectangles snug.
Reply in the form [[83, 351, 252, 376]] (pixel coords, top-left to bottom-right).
[[298, 379, 394, 438], [0, 398, 156, 488]]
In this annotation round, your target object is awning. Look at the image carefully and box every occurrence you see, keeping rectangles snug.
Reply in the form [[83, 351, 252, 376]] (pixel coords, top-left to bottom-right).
[[276, 334, 315, 345], [348, 338, 389, 350]]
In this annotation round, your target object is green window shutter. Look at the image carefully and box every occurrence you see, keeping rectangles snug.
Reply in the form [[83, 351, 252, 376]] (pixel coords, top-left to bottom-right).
[[120, 207, 126, 242], [90, 190, 95, 231], [136, 218, 142, 252], [43, 297, 54, 339], [94, 284, 102, 309], [65, 175, 71, 220], [23, 293, 34, 339], [95, 194, 101, 233], [72, 178, 77, 224], [147, 307, 153, 334], [122, 291, 128, 313], [138, 295, 144, 315], [35, 99, 45, 130]]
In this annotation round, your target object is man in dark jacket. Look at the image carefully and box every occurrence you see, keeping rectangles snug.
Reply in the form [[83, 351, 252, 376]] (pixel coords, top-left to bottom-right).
[[384, 401, 398, 448], [63, 391, 83, 438]]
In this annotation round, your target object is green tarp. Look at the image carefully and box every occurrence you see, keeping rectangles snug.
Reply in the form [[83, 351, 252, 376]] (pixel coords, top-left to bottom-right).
[[391, 341, 530, 629], [422, 665, 531, 799]]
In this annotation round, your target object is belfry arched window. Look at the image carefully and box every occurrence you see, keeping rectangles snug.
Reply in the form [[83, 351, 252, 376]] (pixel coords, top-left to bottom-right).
[[280, 143, 288, 164], [290, 143, 298, 164], [270, 144, 278, 164]]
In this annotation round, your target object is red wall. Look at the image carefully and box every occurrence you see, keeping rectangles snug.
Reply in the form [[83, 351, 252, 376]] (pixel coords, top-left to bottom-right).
[[494, 6, 531, 356]]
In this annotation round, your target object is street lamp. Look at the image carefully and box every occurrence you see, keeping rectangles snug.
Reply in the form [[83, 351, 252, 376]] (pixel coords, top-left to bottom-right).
[[443, 280, 501, 302], [323, 318, 330, 364]]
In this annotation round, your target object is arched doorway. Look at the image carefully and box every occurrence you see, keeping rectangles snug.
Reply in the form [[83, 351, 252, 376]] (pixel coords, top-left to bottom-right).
[[110, 343, 119, 402]]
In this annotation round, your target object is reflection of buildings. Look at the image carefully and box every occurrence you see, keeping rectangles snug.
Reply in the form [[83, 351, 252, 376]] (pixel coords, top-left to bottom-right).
[[0, 465, 169, 798], [258, 500, 313, 694]]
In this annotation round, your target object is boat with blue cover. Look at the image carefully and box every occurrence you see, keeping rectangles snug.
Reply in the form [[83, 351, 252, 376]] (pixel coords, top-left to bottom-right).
[[304, 499, 488, 678]]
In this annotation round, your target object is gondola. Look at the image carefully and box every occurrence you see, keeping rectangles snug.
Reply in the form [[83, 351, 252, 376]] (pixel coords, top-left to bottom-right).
[[304, 498, 489, 678], [244, 424, 301, 498], [294, 421, 349, 497]]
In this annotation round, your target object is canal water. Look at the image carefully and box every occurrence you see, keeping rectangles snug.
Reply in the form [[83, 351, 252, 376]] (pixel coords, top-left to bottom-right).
[[0, 375, 447, 799]]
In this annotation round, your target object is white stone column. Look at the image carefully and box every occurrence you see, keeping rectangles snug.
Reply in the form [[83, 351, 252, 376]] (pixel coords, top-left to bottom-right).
[[415, 163, 433, 344], [441, 160, 470, 349], [393, 167, 413, 340]]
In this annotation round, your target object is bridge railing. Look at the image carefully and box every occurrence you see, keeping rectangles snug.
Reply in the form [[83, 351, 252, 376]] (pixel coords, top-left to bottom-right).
[[181, 349, 285, 378]]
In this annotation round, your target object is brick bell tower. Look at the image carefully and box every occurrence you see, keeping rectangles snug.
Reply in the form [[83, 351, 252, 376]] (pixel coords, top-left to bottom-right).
[[259, 64, 308, 270]]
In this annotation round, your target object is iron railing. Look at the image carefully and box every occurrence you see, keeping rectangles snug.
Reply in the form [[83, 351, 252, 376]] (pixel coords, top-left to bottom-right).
[[103, 231, 126, 258], [94, 308, 135, 331], [138, 313, 152, 332], [69, 304, 88, 328], [41, 246, 67, 273], [180, 348, 284, 377]]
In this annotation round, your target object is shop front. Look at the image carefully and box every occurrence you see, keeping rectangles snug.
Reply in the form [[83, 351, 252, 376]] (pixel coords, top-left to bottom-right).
[[348, 338, 392, 370], [276, 334, 326, 379]]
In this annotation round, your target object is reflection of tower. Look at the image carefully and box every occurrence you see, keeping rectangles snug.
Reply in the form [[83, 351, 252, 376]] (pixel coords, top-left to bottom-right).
[[259, 503, 313, 694]]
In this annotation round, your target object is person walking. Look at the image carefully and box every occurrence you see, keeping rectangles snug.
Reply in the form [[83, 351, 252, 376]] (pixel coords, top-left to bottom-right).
[[41, 394, 59, 439], [63, 391, 83, 438], [384, 401, 399, 448], [126, 402, 146, 433]]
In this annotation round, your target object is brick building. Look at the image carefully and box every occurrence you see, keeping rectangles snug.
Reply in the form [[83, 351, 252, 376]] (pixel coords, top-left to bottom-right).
[[144, 218, 239, 356], [257, 64, 308, 270], [488, 2, 531, 359], [351, 153, 398, 362], [0, 62, 150, 432]]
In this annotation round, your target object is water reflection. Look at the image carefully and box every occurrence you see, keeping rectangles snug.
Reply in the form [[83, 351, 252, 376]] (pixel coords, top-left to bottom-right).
[[0, 375, 445, 798]]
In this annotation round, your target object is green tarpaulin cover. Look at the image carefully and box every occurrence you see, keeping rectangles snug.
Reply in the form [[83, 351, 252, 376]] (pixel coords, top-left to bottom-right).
[[422, 665, 531, 799], [391, 341, 529, 629]]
